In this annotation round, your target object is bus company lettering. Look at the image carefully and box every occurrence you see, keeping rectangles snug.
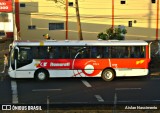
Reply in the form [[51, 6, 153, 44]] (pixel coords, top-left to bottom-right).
[[40, 62, 48, 67], [50, 62, 70, 67]]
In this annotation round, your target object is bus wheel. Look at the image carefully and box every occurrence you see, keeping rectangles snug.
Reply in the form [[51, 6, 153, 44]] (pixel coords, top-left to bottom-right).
[[102, 69, 115, 81], [35, 70, 49, 81]]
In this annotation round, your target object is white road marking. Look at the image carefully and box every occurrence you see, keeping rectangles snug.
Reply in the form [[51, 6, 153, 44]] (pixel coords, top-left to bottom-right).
[[11, 80, 18, 104], [32, 89, 62, 92], [81, 80, 92, 87], [113, 93, 117, 113], [114, 93, 117, 105], [115, 88, 142, 91], [95, 95, 104, 102]]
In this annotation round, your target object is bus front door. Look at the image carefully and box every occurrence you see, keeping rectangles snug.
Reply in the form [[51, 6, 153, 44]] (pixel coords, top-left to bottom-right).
[[14, 47, 19, 77]]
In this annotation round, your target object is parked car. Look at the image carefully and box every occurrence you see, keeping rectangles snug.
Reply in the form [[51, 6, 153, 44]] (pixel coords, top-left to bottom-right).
[[0, 30, 7, 42]]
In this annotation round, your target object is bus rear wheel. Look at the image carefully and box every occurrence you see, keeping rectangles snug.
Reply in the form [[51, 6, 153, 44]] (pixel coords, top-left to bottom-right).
[[102, 69, 115, 81], [35, 69, 49, 81]]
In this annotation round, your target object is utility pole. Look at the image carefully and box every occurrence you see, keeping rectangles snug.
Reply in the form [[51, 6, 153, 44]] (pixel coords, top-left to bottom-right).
[[75, 0, 83, 40], [65, 0, 68, 40], [112, 0, 114, 29], [156, 0, 159, 40], [13, 0, 18, 40]]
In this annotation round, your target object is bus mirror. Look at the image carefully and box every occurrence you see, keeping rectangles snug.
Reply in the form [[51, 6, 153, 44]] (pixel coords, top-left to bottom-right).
[[14, 49, 18, 60]]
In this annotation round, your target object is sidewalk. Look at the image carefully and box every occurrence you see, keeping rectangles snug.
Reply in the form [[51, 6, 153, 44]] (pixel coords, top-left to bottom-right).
[[150, 68, 160, 76], [0, 38, 12, 72], [149, 55, 160, 76]]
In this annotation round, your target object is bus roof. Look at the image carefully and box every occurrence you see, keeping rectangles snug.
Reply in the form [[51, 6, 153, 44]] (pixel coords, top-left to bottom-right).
[[13, 40, 148, 46]]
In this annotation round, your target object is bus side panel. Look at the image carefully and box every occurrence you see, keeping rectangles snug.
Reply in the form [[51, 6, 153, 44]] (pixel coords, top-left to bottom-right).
[[112, 58, 148, 68], [36, 59, 148, 77], [36, 59, 110, 77], [48, 70, 102, 77], [115, 69, 149, 77]]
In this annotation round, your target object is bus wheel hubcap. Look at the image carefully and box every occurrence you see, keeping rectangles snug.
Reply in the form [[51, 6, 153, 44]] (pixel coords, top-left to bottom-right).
[[38, 72, 45, 80], [104, 71, 112, 79]]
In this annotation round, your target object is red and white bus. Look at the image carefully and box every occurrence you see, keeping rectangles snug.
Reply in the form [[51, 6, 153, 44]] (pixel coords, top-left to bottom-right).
[[8, 40, 151, 81]]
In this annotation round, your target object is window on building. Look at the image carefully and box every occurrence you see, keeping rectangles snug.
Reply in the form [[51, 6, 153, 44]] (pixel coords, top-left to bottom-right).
[[128, 21, 132, 27], [0, 13, 8, 22], [69, 2, 73, 6], [49, 23, 64, 30], [28, 25, 36, 30], [152, 0, 156, 3], [121, 0, 126, 4], [20, 3, 26, 7]]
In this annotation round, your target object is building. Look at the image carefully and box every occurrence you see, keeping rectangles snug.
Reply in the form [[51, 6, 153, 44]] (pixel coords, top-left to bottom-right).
[[0, 0, 13, 38], [14, 0, 160, 40]]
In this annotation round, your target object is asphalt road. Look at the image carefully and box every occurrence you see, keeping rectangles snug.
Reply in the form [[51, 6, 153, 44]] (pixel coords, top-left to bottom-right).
[[1, 75, 160, 108], [0, 76, 12, 104]]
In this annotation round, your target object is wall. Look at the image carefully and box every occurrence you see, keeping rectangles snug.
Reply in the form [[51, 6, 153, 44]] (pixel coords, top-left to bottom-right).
[[17, 0, 160, 40]]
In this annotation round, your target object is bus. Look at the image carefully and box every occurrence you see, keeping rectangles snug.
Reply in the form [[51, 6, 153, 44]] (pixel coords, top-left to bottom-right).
[[8, 40, 151, 81]]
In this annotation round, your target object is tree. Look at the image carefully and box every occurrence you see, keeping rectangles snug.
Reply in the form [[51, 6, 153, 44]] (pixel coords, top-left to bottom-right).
[[50, 0, 83, 40], [97, 27, 127, 40], [75, 0, 83, 40]]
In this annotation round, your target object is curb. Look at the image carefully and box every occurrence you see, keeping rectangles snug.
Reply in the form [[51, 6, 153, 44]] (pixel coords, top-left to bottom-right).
[[150, 72, 160, 76]]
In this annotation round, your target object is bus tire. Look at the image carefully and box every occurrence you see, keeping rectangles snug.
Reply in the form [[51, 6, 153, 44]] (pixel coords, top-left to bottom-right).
[[101, 69, 115, 81], [35, 69, 49, 81]]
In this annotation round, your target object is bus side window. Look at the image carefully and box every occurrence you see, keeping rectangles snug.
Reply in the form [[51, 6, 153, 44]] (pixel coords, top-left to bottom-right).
[[111, 47, 118, 58], [32, 47, 39, 59], [38, 47, 48, 59], [134, 46, 141, 58], [91, 47, 97, 58], [18, 51, 27, 61], [59, 47, 64, 58], [122, 47, 129, 58], [54, 47, 59, 59], [140, 46, 145, 58], [136, 46, 145, 58], [70, 47, 76, 58], [130, 47, 135, 58], [49, 47, 54, 59], [104, 47, 110, 58], [63, 47, 70, 58], [83, 48, 90, 58], [117, 47, 125, 58], [97, 47, 102, 58]]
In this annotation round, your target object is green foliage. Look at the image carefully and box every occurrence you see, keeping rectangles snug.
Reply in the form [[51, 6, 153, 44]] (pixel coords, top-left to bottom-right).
[[97, 27, 127, 40], [97, 32, 108, 40]]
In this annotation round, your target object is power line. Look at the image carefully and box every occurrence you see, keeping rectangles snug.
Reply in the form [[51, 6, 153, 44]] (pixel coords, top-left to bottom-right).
[[18, 4, 159, 10], [19, 12, 160, 21]]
